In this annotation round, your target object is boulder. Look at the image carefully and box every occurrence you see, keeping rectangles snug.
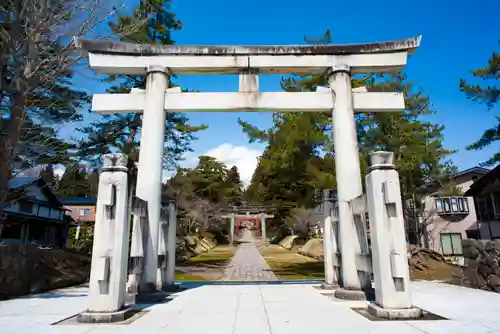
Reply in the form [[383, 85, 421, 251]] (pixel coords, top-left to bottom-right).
[[279, 235, 299, 250], [463, 245, 479, 259], [298, 238, 324, 260], [487, 275, 500, 292]]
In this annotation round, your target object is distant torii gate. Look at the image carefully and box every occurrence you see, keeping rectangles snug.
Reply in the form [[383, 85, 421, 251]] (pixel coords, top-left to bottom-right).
[[221, 212, 274, 244]]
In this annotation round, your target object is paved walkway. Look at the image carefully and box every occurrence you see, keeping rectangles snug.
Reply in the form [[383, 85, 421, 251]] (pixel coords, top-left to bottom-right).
[[222, 230, 277, 281], [2, 281, 500, 333]]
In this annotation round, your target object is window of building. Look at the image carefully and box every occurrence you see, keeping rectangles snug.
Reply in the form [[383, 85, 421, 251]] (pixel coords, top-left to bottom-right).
[[435, 197, 469, 215], [79, 208, 91, 216], [440, 233, 462, 256], [19, 200, 33, 213]]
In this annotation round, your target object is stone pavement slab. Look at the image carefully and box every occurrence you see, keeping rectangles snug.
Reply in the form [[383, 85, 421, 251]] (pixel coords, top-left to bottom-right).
[[1, 281, 500, 333], [222, 230, 277, 281]]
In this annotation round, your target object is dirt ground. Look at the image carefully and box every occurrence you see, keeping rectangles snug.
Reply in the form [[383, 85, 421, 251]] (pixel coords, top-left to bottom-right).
[[0, 245, 91, 300], [407, 244, 461, 283]]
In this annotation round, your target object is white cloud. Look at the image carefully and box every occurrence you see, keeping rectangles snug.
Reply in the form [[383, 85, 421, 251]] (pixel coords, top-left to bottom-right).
[[54, 166, 65, 179], [205, 143, 262, 187]]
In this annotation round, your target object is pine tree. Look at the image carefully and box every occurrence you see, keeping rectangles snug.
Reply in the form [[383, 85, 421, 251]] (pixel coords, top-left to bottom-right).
[[361, 73, 456, 200], [87, 169, 100, 198], [189, 156, 229, 203], [459, 41, 500, 166], [239, 31, 360, 222], [241, 31, 455, 227], [39, 164, 57, 188], [77, 0, 206, 171], [225, 166, 243, 206], [56, 165, 91, 197]]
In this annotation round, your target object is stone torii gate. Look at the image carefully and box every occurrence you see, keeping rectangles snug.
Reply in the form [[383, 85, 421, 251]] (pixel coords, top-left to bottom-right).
[[75, 35, 422, 321], [222, 212, 274, 243]]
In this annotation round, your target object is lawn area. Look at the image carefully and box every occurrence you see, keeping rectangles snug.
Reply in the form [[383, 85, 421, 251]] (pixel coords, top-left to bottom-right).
[[186, 245, 236, 267], [175, 271, 207, 281], [259, 245, 325, 280]]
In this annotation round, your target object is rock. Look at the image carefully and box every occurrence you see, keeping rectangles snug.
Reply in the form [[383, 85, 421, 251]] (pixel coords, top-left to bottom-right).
[[477, 274, 488, 289], [476, 240, 486, 253], [492, 262, 500, 276], [485, 241, 498, 254], [462, 239, 480, 249], [487, 275, 500, 292], [478, 263, 493, 277], [298, 238, 324, 259], [279, 235, 299, 250], [462, 246, 479, 259], [478, 254, 489, 265], [486, 256, 499, 267]]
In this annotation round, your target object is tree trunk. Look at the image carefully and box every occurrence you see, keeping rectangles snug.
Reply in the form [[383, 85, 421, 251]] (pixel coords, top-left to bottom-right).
[[0, 93, 27, 208]]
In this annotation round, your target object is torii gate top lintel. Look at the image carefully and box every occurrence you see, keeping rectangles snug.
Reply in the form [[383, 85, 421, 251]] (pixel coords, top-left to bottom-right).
[[74, 35, 421, 76], [74, 35, 421, 57]]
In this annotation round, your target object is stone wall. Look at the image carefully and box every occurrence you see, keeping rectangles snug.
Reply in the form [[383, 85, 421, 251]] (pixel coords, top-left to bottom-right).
[[461, 239, 500, 293]]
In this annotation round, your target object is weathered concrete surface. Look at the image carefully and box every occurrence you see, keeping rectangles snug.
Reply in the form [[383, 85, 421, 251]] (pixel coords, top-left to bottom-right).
[[75, 36, 422, 56], [222, 230, 277, 282], [2, 281, 500, 333]]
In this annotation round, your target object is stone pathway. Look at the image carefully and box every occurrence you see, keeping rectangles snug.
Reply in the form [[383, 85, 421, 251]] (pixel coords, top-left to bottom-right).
[[222, 230, 278, 281]]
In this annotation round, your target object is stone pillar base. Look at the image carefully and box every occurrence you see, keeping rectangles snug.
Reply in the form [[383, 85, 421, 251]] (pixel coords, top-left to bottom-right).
[[320, 282, 339, 290], [126, 291, 166, 304], [334, 288, 370, 301], [367, 303, 423, 320], [77, 307, 133, 323], [162, 284, 184, 293]]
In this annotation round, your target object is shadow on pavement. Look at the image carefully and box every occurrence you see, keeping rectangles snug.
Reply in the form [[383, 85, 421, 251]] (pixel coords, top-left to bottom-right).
[[21, 291, 88, 299]]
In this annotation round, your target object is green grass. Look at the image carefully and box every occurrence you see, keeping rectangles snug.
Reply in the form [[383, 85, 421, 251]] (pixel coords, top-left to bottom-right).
[[187, 245, 235, 267], [267, 262, 325, 280], [175, 271, 208, 281], [260, 245, 325, 280]]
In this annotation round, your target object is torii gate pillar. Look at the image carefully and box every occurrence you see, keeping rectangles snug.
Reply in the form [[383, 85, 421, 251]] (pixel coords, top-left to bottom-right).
[[328, 64, 366, 299], [136, 66, 169, 293]]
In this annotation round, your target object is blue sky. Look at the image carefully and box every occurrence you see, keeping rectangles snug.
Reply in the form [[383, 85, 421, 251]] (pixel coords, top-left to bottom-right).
[[62, 0, 499, 182]]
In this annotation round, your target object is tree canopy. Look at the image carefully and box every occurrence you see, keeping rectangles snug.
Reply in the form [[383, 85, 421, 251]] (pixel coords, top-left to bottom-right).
[[77, 0, 206, 171], [240, 32, 457, 230]]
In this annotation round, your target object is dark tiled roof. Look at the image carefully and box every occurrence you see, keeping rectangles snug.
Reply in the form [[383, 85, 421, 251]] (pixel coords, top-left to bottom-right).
[[8, 177, 63, 207], [8, 177, 39, 189], [59, 197, 97, 205]]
